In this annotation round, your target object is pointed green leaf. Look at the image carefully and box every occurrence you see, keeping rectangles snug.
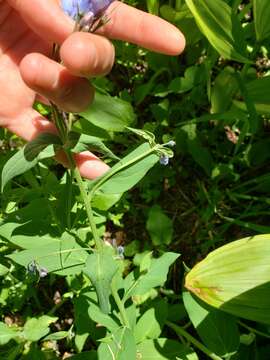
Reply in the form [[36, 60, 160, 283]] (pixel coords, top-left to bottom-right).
[[185, 234, 270, 324], [84, 251, 118, 314], [124, 252, 180, 299], [72, 134, 119, 160], [1, 143, 55, 191], [90, 143, 159, 194], [185, 0, 250, 63], [80, 92, 135, 132]]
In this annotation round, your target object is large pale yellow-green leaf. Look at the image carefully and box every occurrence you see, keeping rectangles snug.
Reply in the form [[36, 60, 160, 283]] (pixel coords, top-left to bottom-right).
[[254, 0, 270, 42], [185, 0, 250, 63], [185, 234, 270, 324]]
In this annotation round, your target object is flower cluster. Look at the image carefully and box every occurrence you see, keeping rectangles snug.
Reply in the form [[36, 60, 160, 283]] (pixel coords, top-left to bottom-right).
[[61, 0, 114, 20]]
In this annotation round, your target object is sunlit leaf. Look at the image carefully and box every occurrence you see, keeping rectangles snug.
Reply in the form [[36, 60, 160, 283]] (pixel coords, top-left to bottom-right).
[[185, 0, 250, 63], [185, 234, 270, 324]]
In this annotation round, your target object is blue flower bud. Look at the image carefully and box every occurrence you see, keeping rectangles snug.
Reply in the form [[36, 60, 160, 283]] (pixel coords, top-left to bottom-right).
[[159, 154, 169, 166]]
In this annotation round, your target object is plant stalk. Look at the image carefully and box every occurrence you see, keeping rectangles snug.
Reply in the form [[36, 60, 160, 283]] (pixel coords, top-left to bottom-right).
[[166, 321, 223, 360]]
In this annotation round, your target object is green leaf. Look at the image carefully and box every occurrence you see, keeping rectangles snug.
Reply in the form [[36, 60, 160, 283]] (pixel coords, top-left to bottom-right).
[[147, 205, 173, 245], [185, 234, 270, 324], [124, 252, 180, 300], [97, 327, 136, 360], [1, 144, 54, 191], [254, 0, 270, 42], [211, 66, 238, 113], [7, 232, 88, 276], [72, 133, 119, 160], [24, 132, 61, 161], [127, 127, 156, 146], [183, 291, 239, 357], [80, 92, 135, 132], [134, 300, 168, 343], [43, 331, 69, 341], [137, 338, 198, 359], [83, 250, 118, 314], [92, 192, 122, 211], [177, 124, 214, 175], [0, 322, 20, 345], [185, 0, 250, 63], [23, 315, 58, 342], [90, 143, 159, 194]]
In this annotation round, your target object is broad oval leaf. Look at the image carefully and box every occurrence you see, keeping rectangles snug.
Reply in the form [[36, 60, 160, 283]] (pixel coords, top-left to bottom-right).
[[183, 291, 239, 357], [185, 234, 270, 324], [185, 0, 250, 63], [254, 0, 270, 42], [7, 232, 88, 276], [80, 92, 136, 132], [23, 315, 58, 342]]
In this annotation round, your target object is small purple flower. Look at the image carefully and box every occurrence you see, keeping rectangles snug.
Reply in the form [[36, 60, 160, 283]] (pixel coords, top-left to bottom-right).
[[160, 155, 169, 166], [61, 0, 114, 19]]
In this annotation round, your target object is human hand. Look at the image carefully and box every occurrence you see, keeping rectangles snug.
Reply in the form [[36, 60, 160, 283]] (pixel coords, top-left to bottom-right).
[[0, 0, 185, 178]]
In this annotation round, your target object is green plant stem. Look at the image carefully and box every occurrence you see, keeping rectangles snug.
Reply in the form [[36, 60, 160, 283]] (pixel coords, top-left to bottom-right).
[[65, 151, 103, 251], [166, 321, 222, 360], [238, 320, 270, 339], [73, 166, 103, 251], [111, 279, 130, 328]]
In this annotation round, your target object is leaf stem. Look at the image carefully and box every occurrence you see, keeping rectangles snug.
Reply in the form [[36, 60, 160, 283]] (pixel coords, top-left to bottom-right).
[[111, 279, 130, 328], [238, 320, 270, 339], [166, 321, 223, 360]]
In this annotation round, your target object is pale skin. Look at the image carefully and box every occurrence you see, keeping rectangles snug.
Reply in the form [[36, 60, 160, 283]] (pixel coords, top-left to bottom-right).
[[0, 0, 185, 179]]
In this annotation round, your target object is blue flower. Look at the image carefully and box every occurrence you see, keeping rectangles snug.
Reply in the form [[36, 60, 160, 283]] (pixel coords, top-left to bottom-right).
[[160, 154, 169, 166], [61, 0, 114, 19]]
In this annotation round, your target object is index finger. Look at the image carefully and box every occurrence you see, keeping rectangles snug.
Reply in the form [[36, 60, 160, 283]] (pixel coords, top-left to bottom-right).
[[8, 0, 185, 55]]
